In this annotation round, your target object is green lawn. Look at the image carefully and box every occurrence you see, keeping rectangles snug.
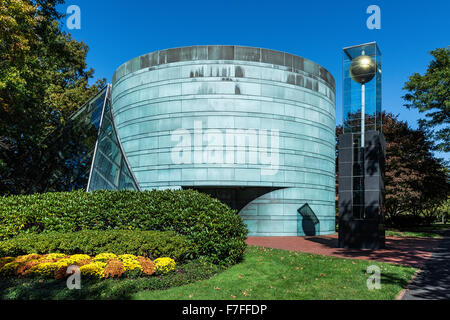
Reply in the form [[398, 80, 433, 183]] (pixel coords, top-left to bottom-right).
[[386, 223, 450, 239], [133, 246, 416, 300]]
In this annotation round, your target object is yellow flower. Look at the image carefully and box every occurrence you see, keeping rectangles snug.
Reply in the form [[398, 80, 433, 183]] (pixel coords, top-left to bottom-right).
[[117, 254, 142, 271], [39, 253, 66, 261], [0, 261, 21, 276], [154, 257, 176, 275], [53, 257, 79, 268], [0, 257, 15, 266], [69, 254, 91, 263], [80, 261, 106, 278], [123, 259, 143, 272], [28, 262, 60, 277]]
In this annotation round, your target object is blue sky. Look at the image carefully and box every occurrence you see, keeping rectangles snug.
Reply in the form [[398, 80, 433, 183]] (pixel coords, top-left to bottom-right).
[[59, 0, 449, 160]]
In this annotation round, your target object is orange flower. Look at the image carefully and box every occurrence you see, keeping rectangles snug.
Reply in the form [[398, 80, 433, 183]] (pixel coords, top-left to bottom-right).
[[103, 259, 125, 278], [137, 256, 155, 276], [16, 260, 40, 277]]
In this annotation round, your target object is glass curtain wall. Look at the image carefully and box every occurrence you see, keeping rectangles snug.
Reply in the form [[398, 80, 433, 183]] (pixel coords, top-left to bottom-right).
[[87, 85, 139, 191]]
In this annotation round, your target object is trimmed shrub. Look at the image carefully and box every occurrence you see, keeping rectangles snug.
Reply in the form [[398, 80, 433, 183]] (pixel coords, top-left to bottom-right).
[[0, 230, 191, 262], [0, 189, 248, 265]]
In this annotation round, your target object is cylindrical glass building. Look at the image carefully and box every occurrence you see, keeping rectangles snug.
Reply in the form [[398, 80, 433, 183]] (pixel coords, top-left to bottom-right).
[[111, 45, 336, 236]]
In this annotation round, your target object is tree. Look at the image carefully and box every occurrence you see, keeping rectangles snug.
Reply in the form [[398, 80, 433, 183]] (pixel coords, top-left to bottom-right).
[[0, 0, 105, 195], [336, 113, 449, 226], [403, 47, 450, 152], [436, 197, 450, 224], [382, 113, 448, 224]]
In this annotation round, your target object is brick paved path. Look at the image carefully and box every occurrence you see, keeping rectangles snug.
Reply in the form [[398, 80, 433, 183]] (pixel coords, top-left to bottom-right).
[[246, 233, 440, 268], [401, 231, 450, 300]]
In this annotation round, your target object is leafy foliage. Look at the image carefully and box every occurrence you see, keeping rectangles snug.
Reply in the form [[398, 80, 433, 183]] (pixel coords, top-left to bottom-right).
[[0, 0, 105, 195], [436, 197, 450, 224], [0, 189, 248, 265], [403, 47, 450, 152], [382, 113, 449, 225]]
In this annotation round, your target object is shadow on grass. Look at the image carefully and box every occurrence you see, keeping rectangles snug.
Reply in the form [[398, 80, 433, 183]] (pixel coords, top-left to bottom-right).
[[305, 235, 441, 268], [0, 278, 144, 300], [361, 269, 412, 290]]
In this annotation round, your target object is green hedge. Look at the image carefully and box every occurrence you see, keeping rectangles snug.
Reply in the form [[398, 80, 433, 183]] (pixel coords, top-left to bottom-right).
[[0, 230, 191, 262], [0, 189, 248, 265]]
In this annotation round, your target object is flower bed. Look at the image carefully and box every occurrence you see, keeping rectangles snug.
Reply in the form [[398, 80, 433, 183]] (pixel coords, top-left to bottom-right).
[[0, 253, 176, 279]]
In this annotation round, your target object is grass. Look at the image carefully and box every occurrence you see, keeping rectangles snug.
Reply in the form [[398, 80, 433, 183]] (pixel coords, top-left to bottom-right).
[[386, 223, 450, 239], [132, 246, 416, 300]]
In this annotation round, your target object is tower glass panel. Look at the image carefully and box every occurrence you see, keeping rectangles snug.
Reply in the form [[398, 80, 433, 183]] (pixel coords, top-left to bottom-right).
[[343, 42, 382, 134], [342, 42, 382, 219]]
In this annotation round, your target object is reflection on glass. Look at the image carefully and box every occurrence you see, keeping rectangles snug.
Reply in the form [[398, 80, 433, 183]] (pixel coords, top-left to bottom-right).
[[37, 85, 139, 193], [343, 43, 382, 134], [343, 42, 382, 219], [87, 86, 139, 191], [37, 89, 107, 192]]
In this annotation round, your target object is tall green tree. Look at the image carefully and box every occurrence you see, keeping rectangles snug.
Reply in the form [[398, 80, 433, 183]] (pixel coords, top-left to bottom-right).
[[403, 47, 450, 152], [0, 0, 104, 195]]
